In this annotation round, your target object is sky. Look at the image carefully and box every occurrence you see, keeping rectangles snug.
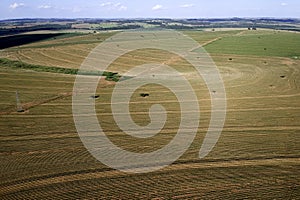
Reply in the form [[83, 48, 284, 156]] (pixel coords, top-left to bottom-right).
[[1, 0, 299, 20]]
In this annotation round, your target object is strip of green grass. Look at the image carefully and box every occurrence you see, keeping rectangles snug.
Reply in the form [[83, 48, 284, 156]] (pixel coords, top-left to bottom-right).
[[0, 58, 121, 81]]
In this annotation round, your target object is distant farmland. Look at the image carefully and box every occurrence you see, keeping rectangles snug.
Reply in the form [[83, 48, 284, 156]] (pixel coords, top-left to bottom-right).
[[0, 29, 299, 199]]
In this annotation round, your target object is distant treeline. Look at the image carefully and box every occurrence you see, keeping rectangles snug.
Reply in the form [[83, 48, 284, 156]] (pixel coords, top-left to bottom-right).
[[94, 24, 142, 31], [0, 33, 68, 49], [0, 24, 72, 36], [1, 18, 299, 24], [0, 58, 121, 81], [0, 18, 299, 35]]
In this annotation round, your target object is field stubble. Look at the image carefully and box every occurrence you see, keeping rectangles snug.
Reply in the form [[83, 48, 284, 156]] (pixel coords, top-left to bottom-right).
[[0, 30, 299, 199]]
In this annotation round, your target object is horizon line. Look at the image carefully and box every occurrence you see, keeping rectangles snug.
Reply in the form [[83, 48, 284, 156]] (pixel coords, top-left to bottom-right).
[[1, 17, 300, 21]]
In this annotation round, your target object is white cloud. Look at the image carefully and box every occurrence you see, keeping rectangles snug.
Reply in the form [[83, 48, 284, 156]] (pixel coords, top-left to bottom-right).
[[9, 2, 25, 9], [38, 5, 53, 9], [118, 5, 127, 11], [152, 4, 163, 11], [101, 2, 113, 7], [281, 2, 287, 6], [72, 6, 81, 13], [100, 2, 127, 11], [180, 4, 194, 8]]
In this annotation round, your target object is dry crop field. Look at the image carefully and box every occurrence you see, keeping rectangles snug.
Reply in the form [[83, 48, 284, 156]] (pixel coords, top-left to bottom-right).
[[0, 29, 299, 199]]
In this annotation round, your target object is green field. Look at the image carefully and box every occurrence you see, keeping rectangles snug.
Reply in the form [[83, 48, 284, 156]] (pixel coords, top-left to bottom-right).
[[204, 31, 300, 57], [0, 29, 299, 199]]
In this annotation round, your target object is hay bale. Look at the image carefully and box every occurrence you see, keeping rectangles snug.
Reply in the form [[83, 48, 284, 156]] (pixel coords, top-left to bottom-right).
[[17, 108, 25, 113], [140, 93, 149, 97], [90, 95, 100, 99]]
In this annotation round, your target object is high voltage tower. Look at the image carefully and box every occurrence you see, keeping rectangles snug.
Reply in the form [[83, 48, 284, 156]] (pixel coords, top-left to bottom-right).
[[16, 91, 24, 112]]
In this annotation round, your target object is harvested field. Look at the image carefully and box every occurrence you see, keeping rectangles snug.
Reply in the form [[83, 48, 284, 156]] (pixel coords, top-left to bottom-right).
[[0, 30, 299, 199]]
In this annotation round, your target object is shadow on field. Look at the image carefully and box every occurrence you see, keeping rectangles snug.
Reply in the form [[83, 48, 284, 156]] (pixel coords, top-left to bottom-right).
[[0, 33, 66, 49]]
